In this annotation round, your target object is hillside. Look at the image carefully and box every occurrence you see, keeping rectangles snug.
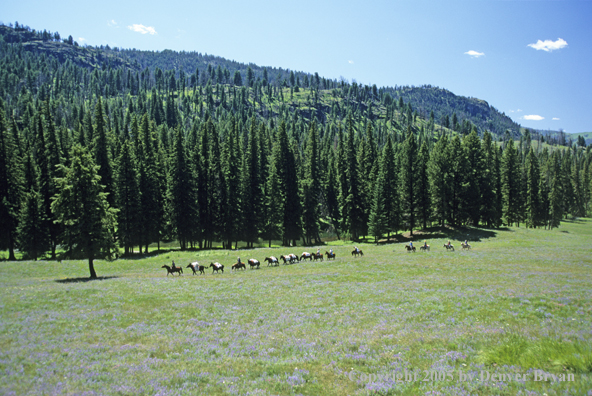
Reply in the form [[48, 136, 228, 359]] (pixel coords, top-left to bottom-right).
[[1, 23, 521, 138]]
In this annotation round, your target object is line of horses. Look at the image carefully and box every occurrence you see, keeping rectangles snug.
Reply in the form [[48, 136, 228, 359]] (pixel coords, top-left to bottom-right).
[[403, 241, 472, 253], [161, 249, 353, 276]]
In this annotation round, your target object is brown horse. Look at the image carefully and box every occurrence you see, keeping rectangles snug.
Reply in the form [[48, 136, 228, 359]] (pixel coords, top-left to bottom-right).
[[313, 252, 324, 261], [209, 262, 224, 273], [232, 262, 246, 271], [325, 251, 336, 260], [419, 245, 430, 252], [351, 249, 363, 257], [186, 262, 205, 275], [405, 245, 416, 253], [461, 242, 471, 250], [265, 256, 279, 266], [162, 265, 183, 276], [248, 259, 260, 269]]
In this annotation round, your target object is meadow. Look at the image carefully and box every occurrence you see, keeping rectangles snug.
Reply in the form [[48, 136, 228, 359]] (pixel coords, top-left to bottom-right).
[[1, 220, 591, 395]]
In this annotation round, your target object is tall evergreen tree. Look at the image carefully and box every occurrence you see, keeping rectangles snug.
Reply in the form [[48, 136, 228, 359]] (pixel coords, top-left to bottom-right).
[[416, 141, 431, 229], [525, 148, 542, 228], [51, 145, 117, 278], [116, 141, 141, 254], [17, 152, 49, 260], [167, 127, 199, 250], [462, 130, 484, 225], [342, 114, 364, 240], [501, 139, 520, 226], [0, 100, 24, 260], [400, 129, 418, 234], [428, 135, 449, 226], [302, 120, 321, 244], [93, 98, 115, 209]]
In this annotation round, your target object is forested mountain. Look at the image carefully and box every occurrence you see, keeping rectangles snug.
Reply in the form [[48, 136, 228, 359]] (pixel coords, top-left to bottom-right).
[[1, 22, 591, 268]]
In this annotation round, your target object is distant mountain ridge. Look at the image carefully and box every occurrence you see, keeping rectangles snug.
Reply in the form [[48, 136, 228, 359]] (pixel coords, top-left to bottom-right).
[[1, 22, 522, 137]]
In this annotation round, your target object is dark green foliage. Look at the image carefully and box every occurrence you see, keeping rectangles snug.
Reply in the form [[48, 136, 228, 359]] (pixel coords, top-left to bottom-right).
[[51, 145, 117, 278], [502, 140, 521, 226], [115, 141, 141, 254], [0, 101, 24, 260], [17, 152, 49, 260], [400, 129, 418, 233], [167, 127, 199, 250]]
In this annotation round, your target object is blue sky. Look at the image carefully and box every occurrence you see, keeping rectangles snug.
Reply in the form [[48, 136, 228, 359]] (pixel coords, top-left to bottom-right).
[[3, 0, 592, 132]]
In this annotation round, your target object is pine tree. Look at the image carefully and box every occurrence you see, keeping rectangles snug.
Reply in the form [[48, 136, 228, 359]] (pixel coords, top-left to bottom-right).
[[428, 135, 449, 226], [167, 127, 199, 250], [447, 135, 467, 226], [416, 141, 431, 229], [93, 98, 115, 209], [480, 131, 497, 227], [116, 141, 141, 254], [342, 113, 364, 240], [400, 129, 418, 234], [17, 152, 49, 260], [549, 153, 563, 229], [51, 145, 117, 278], [241, 119, 262, 247], [502, 140, 520, 226], [462, 130, 484, 225], [525, 148, 542, 228], [302, 120, 321, 244], [279, 120, 302, 245], [0, 100, 25, 260]]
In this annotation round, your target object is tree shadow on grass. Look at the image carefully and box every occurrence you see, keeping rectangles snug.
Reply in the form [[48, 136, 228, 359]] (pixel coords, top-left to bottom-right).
[[55, 276, 119, 284], [376, 225, 507, 245]]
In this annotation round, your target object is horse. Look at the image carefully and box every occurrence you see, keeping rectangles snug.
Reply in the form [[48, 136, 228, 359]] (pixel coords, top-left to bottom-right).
[[289, 253, 299, 263], [443, 244, 455, 252], [209, 262, 224, 273], [419, 245, 430, 252], [461, 242, 471, 250], [280, 255, 292, 264], [265, 256, 279, 266], [404, 245, 416, 253], [186, 262, 205, 275], [248, 259, 260, 269], [351, 249, 364, 257], [162, 265, 183, 276], [313, 252, 324, 261], [325, 251, 336, 260], [232, 262, 246, 271], [300, 252, 313, 261]]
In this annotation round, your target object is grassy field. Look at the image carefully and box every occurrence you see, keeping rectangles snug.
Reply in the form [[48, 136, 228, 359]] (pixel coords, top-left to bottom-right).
[[1, 220, 591, 395]]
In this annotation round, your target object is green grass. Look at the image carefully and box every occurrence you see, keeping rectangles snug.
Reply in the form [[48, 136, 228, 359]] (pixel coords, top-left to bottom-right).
[[1, 220, 592, 395]]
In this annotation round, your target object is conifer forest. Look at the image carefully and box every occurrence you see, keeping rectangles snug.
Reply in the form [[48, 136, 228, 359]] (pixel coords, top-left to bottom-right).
[[1, 23, 591, 270]]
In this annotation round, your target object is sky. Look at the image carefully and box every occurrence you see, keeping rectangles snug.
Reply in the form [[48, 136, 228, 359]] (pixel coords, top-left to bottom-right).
[[3, 0, 592, 133]]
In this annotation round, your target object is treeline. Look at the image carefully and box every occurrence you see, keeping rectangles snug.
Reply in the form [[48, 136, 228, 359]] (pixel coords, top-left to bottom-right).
[[1, 23, 591, 265]]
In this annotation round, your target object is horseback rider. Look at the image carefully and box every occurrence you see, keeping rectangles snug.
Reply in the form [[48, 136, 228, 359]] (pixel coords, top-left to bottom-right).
[[409, 241, 413, 248], [354, 246, 359, 253], [172, 260, 176, 269], [329, 248, 333, 255], [447, 240, 451, 247], [317, 248, 320, 256], [424, 240, 428, 248], [237, 257, 241, 265], [464, 240, 468, 246]]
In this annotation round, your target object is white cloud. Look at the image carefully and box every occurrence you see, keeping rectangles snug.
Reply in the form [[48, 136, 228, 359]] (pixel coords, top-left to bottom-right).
[[78, 37, 86, 43], [128, 24, 157, 35], [464, 50, 484, 58], [108, 19, 118, 27], [522, 115, 545, 121], [348, 60, 354, 64], [552, 117, 560, 121], [528, 38, 568, 52]]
